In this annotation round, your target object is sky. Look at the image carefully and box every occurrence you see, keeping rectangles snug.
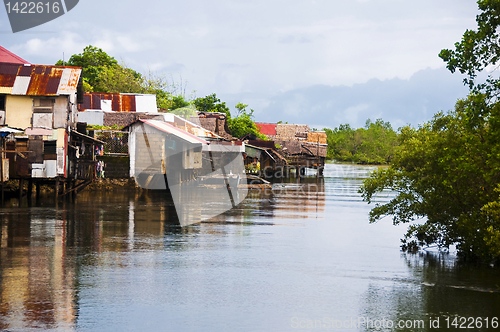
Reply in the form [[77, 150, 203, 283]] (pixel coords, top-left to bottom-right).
[[0, 0, 479, 129]]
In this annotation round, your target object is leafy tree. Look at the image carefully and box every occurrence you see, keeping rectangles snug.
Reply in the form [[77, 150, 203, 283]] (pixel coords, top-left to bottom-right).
[[171, 105, 197, 120], [193, 93, 231, 119], [56, 45, 118, 91], [229, 103, 267, 139], [170, 95, 191, 110], [439, 0, 500, 96], [359, 95, 500, 263], [58, 46, 191, 109], [142, 72, 190, 110], [359, 0, 500, 263], [324, 119, 398, 164], [94, 64, 144, 93]]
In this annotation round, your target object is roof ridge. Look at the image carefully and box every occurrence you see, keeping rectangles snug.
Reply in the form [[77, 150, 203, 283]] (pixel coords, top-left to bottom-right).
[[0, 45, 30, 65]]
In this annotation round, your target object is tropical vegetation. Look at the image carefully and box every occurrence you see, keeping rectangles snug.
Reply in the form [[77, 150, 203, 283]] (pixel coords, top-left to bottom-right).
[[360, 0, 500, 264], [59, 47, 265, 139], [324, 119, 398, 164], [56, 45, 189, 110]]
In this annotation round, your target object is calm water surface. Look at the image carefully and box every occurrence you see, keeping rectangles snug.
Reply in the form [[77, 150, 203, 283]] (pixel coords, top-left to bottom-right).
[[0, 164, 499, 331]]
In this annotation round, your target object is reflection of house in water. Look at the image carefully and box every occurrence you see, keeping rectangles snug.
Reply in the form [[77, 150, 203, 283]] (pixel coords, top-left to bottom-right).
[[0, 214, 77, 330], [209, 179, 326, 223]]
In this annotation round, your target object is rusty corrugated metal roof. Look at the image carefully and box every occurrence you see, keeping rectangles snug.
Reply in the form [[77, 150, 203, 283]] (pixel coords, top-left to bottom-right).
[[78, 92, 140, 112], [0, 64, 81, 96], [122, 94, 136, 112], [0, 63, 20, 87]]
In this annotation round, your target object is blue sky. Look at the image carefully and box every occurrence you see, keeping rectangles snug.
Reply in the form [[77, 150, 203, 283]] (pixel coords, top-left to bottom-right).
[[0, 0, 479, 128]]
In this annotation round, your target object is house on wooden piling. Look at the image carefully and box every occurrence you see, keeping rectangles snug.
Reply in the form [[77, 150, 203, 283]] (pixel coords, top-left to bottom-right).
[[255, 122, 327, 175], [76, 92, 167, 179], [243, 139, 288, 177], [0, 48, 103, 195], [126, 117, 247, 226], [126, 115, 245, 188]]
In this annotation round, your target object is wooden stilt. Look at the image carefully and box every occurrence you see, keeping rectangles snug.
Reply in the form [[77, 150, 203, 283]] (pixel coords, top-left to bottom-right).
[[19, 178, 23, 202], [28, 179, 33, 197], [55, 178, 60, 201], [36, 181, 40, 201]]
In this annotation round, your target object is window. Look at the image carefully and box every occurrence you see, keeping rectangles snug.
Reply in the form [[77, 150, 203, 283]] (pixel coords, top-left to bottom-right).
[[33, 98, 55, 113], [0, 95, 5, 110]]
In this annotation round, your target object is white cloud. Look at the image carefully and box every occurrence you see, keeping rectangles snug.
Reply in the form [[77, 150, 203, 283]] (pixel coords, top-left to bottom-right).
[[0, 0, 478, 119], [343, 104, 370, 126]]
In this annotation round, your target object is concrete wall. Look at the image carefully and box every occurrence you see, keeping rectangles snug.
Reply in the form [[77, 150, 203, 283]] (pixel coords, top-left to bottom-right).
[[77, 110, 104, 126], [129, 128, 166, 177], [5, 95, 32, 129]]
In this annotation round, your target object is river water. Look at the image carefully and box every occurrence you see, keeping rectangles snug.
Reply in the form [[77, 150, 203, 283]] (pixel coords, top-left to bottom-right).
[[0, 164, 499, 331]]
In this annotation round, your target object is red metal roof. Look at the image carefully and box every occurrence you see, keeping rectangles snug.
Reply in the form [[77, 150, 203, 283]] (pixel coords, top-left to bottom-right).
[[0, 64, 81, 95], [0, 45, 30, 65], [255, 123, 277, 136]]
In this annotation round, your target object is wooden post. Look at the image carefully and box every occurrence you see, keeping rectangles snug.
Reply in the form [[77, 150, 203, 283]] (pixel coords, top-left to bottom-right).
[[19, 178, 23, 202], [55, 177, 60, 201], [36, 181, 40, 201], [28, 179, 33, 197]]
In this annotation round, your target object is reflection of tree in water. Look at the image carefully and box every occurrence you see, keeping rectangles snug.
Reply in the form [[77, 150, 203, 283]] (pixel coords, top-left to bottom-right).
[[360, 252, 500, 331], [405, 252, 500, 325], [360, 279, 424, 331]]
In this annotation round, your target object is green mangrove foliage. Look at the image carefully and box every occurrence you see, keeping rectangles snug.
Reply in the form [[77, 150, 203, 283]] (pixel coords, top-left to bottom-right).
[[324, 119, 398, 164], [360, 95, 500, 263], [361, 0, 500, 263]]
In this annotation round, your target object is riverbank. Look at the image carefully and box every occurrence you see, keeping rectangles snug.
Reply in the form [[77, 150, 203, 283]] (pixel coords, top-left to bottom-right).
[[83, 178, 273, 192], [84, 178, 139, 191]]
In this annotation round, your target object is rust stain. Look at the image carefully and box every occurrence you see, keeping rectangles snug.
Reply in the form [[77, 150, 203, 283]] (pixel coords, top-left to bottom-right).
[[27, 66, 51, 95], [78, 92, 141, 112], [112, 94, 120, 112], [91, 94, 100, 109], [33, 66, 44, 75], [0, 74, 15, 88], [58, 68, 81, 94], [0, 65, 81, 96], [45, 68, 63, 95], [0, 63, 21, 87], [80, 94, 92, 110], [18, 65, 33, 77], [121, 95, 136, 112]]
